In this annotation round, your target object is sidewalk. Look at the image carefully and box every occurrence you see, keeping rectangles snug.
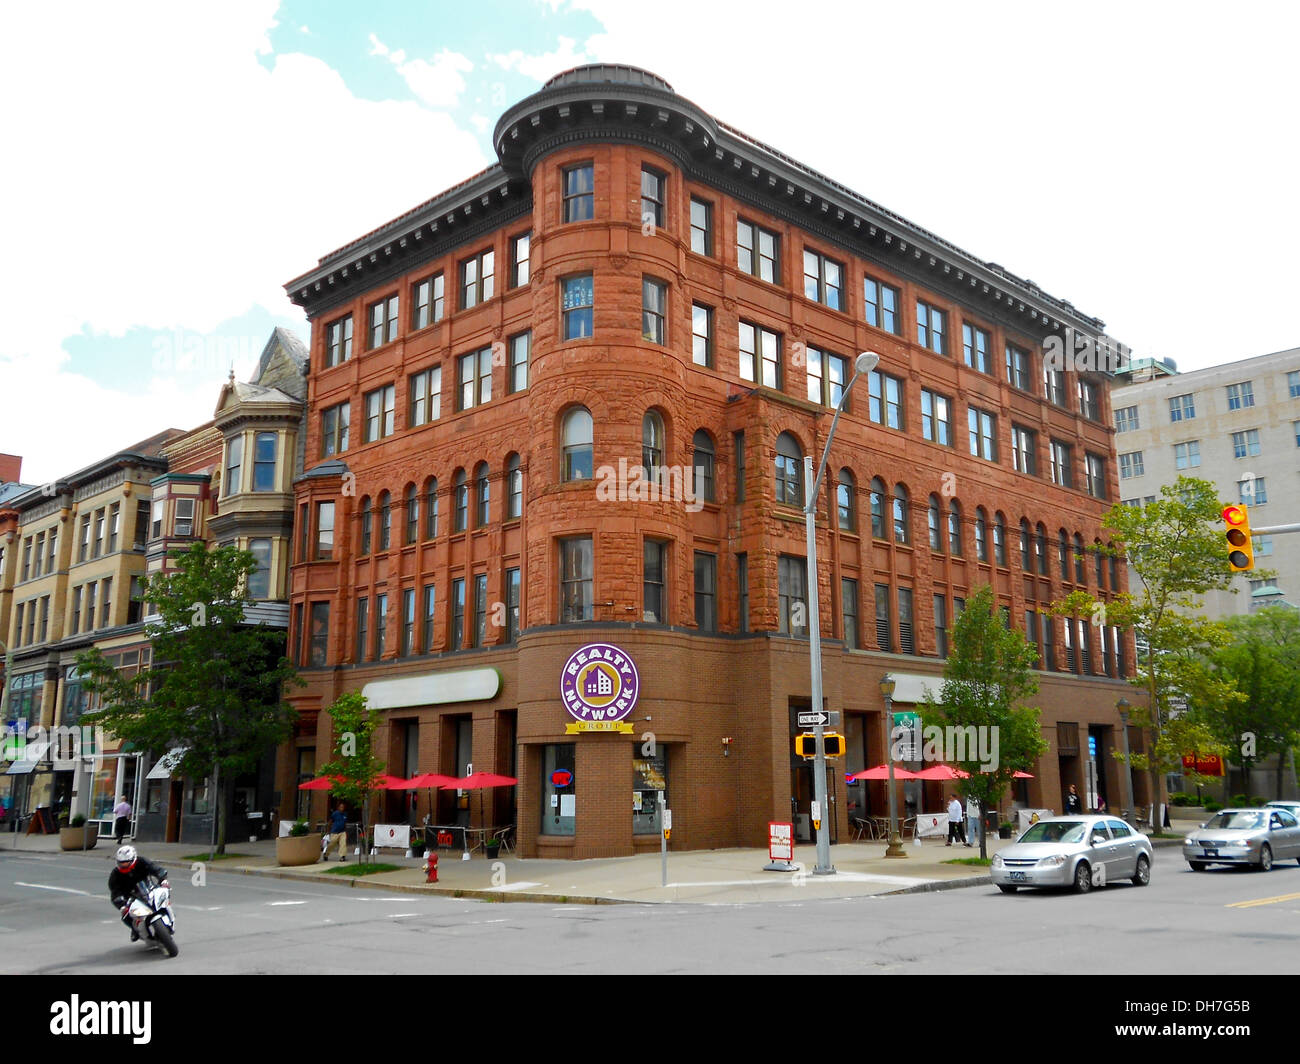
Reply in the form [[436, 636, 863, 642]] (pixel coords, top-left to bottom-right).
[[0, 822, 1193, 905]]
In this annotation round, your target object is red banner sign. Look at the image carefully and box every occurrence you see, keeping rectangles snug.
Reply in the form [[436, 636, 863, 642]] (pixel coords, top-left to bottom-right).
[[1181, 753, 1225, 776]]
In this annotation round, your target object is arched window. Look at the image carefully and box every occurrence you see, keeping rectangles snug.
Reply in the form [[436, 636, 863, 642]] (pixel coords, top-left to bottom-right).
[[378, 491, 391, 550], [1059, 529, 1070, 580], [1020, 519, 1032, 571], [692, 430, 715, 503], [453, 469, 468, 532], [837, 469, 856, 531], [974, 507, 988, 561], [424, 478, 438, 539], [642, 411, 666, 482], [1094, 538, 1106, 588], [359, 496, 372, 555], [506, 454, 522, 520], [475, 462, 490, 527], [948, 500, 962, 556], [1035, 522, 1048, 576], [993, 512, 1007, 566], [561, 407, 593, 481], [1074, 533, 1086, 583], [893, 484, 909, 544], [405, 483, 419, 545], [928, 494, 943, 551], [775, 432, 803, 506], [870, 478, 886, 539]]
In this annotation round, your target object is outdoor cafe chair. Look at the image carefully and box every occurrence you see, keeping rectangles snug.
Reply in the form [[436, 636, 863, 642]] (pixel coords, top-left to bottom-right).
[[492, 826, 514, 854]]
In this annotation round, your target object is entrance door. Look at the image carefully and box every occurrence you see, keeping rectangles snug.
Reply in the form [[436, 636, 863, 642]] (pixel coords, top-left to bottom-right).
[[792, 762, 839, 845]]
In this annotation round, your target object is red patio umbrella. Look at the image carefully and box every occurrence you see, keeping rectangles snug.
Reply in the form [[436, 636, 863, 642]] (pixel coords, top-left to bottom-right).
[[406, 773, 461, 825], [850, 765, 922, 781], [1012, 770, 1035, 778], [914, 764, 970, 780], [297, 775, 345, 790], [443, 772, 519, 842]]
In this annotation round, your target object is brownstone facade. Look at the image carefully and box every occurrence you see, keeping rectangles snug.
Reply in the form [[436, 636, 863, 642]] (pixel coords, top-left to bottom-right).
[[282, 66, 1148, 858]]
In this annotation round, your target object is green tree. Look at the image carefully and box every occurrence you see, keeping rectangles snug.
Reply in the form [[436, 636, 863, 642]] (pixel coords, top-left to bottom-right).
[[315, 691, 384, 869], [925, 584, 1048, 858], [1066, 476, 1241, 813], [77, 543, 300, 857]]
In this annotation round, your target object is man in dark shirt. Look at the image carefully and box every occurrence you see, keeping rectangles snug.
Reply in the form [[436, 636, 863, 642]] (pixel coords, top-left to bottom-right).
[[1064, 784, 1083, 815], [327, 801, 348, 861], [108, 845, 170, 941]]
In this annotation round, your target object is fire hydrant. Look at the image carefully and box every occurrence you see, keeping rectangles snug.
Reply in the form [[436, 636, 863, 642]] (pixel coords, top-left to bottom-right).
[[425, 851, 438, 883]]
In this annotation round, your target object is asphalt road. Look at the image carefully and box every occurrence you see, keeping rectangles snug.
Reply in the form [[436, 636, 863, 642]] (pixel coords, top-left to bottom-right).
[[3, 846, 1299, 975]]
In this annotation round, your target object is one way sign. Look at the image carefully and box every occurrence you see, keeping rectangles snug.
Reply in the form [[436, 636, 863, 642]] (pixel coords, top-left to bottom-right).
[[797, 711, 840, 728]]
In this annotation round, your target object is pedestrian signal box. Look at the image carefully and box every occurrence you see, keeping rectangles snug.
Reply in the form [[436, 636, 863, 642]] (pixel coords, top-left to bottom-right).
[[795, 733, 845, 759]]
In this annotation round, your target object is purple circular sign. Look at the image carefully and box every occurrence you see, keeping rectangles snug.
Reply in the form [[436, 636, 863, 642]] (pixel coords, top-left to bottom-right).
[[561, 643, 640, 723]]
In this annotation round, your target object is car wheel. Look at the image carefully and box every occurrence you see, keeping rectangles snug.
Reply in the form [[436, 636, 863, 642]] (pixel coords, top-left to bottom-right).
[[1188, 861, 1207, 872], [997, 884, 1018, 894], [1073, 861, 1092, 893], [1132, 855, 1150, 886], [1258, 844, 1273, 872]]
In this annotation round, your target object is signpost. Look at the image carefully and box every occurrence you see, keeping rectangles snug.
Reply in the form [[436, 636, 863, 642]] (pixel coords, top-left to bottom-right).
[[765, 821, 796, 871]]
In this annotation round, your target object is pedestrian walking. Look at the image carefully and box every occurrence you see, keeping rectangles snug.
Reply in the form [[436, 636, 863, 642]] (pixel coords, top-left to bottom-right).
[[965, 795, 979, 847], [1064, 784, 1082, 815], [112, 795, 132, 842], [327, 801, 349, 861], [947, 794, 964, 846]]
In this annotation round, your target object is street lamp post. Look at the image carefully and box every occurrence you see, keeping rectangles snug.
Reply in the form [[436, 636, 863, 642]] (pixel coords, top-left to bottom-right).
[[804, 351, 880, 876], [1117, 697, 1135, 827], [880, 672, 907, 858]]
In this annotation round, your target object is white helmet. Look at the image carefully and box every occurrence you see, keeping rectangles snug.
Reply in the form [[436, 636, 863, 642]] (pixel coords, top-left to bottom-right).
[[115, 844, 138, 870]]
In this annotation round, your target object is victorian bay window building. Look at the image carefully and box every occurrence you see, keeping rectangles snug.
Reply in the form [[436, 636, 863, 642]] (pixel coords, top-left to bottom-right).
[[282, 66, 1142, 858]]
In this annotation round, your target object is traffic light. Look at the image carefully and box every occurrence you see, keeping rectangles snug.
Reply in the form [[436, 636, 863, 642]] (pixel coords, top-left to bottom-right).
[[1222, 504, 1254, 572], [795, 733, 846, 758]]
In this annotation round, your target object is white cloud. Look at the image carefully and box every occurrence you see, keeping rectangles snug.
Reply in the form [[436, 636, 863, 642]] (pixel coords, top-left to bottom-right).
[[488, 35, 591, 81], [370, 34, 474, 108], [0, 3, 488, 483]]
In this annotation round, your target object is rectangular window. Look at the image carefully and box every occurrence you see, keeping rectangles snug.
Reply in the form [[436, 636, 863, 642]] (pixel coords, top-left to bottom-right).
[[864, 276, 900, 334], [1289, 370, 1300, 399], [541, 743, 577, 836], [968, 407, 998, 461], [325, 315, 353, 367], [737, 553, 749, 633], [560, 537, 593, 622], [1119, 451, 1145, 479], [1077, 379, 1101, 420], [738, 321, 781, 388], [916, 299, 946, 354], [409, 366, 442, 427], [510, 232, 531, 287], [460, 249, 495, 309], [412, 273, 444, 330], [92, 509, 105, 558], [107, 505, 119, 553], [315, 501, 335, 560], [689, 197, 712, 255], [473, 574, 488, 648], [563, 163, 594, 222], [368, 295, 399, 349], [224, 436, 243, 497], [248, 538, 272, 599], [562, 274, 594, 340], [1011, 425, 1037, 475], [1239, 477, 1267, 505], [1169, 393, 1196, 422], [1253, 534, 1273, 556], [933, 593, 948, 658], [509, 332, 530, 393], [308, 602, 330, 666], [802, 249, 844, 310], [1005, 343, 1033, 391], [874, 583, 891, 652], [962, 323, 992, 373], [897, 587, 914, 654], [174, 498, 195, 537], [691, 303, 713, 367], [1063, 615, 1075, 672], [127, 576, 144, 625], [1114, 405, 1139, 433], [640, 166, 666, 228], [1050, 440, 1074, 489], [806, 347, 848, 407], [1025, 609, 1039, 667], [777, 556, 807, 637], [1231, 429, 1261, 458], [506, 567, 520, 643], [1040, 613, 1055, 671], [1044, 365, 1068, 408], [422, 584, 436, 653], [253, 432, 277, 492], [401, 588, 415, 656], [736, 219, 779, 283], [694, 552, 717, 633], [451, 578, 465, 650], [150, 500, 164, 541], [134, 500, 150, 549], [363, 385, 396, 441], [375, 594, 388, 657], [921, 389, 952, 446], [1085, 453, 1107, 499], [321, 402, 350, 457], [84, 582, 96, 633], [868, 370, 904, 429], [1226, 381, 1255, 410], [643, 540, 668, 623], [842, 577, 859, 649], [69, 588, 81, 635], [355, 597, 370, 662], [457, 348, 493, 410], [641, 277, 667, 345]]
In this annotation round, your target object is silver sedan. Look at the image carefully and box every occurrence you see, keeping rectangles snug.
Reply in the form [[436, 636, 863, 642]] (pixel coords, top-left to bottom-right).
[[991, 815, 1153, 894], [1183, 807, 1300, 871]]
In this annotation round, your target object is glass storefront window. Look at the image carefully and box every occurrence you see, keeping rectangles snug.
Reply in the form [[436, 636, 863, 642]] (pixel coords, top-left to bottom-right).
[[541, 744, 576, 836], [633, 748, 668, 835], [189, 777, 210, 815]]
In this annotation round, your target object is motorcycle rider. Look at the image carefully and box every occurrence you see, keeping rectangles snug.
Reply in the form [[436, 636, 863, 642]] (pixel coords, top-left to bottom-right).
[[108, 844, 170, 942]]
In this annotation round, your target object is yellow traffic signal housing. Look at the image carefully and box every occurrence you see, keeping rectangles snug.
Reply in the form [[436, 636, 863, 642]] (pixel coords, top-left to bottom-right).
[[1222, 504, 1255, 572], [795, 732, 846, 758]]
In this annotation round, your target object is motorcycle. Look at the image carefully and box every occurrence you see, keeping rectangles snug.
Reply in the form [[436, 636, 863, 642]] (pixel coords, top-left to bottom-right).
[[124, 875, 179, 958]]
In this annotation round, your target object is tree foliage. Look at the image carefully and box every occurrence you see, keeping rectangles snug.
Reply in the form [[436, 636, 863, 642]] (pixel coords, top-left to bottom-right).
[[315, 691, 385, 867], [77, 543, 300, 855]]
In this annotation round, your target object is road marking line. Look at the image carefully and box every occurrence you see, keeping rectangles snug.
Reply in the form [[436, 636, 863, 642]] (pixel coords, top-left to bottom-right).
[[1227, 891, 1300, 908], [267, 900, 308, 906], [14, 881, 94, 896]]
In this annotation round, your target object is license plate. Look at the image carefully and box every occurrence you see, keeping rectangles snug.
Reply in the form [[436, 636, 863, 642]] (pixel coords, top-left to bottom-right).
[[1202, 848, 1218, 857], [1008, 871, 1027, 882]]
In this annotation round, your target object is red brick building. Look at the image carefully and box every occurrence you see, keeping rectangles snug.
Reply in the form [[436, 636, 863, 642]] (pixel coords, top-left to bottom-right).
[[282, 65, 1146, 858]]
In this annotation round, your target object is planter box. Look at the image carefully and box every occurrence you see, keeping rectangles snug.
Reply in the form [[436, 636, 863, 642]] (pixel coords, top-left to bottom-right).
[[276, 832, 323, 867], [59, 826, 98, 851], [1169, 806, 1209, 821]]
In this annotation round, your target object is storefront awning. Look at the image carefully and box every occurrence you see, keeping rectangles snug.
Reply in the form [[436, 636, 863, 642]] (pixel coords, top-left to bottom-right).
[[145, 747, 188, 780], [5, 743, 51, 775]]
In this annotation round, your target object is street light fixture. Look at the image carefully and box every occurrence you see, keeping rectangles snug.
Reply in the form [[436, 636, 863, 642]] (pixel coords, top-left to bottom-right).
[[804, 351, 880, 876], [1117, 697, 1135, 827], [880, 672, 907, 858]]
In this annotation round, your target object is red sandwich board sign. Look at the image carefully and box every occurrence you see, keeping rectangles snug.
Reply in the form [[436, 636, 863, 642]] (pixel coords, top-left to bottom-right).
[[769, 821, 794, 863]]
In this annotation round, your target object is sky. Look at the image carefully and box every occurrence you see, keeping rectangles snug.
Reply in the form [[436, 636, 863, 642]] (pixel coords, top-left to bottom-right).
[[2, 1, 1297, 486]]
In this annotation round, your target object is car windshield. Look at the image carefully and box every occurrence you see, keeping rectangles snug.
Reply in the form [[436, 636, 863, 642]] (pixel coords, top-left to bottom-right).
[[1206, 811, 1265, 831], [1018, 821, 1088, 844]]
